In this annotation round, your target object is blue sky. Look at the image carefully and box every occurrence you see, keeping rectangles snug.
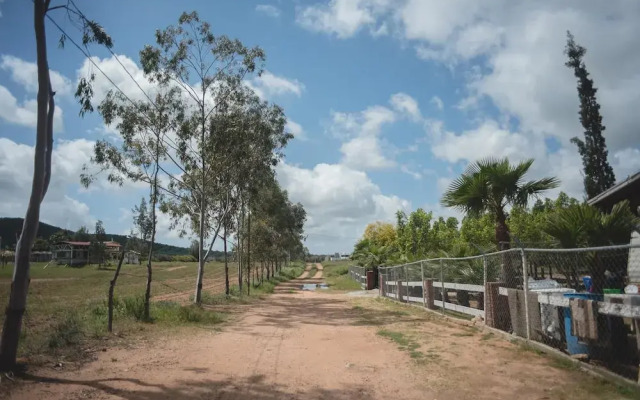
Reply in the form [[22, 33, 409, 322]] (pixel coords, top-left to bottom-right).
[[1, 0, 639, 253]]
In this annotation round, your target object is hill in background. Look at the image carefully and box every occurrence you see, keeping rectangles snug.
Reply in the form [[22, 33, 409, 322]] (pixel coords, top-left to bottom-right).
[[0, 217, 191, 256]]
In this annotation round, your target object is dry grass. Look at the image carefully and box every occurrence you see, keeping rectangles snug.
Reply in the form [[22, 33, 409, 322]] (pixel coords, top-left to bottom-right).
[[0, 260, 240, 363], [349, 296, 640, 400]]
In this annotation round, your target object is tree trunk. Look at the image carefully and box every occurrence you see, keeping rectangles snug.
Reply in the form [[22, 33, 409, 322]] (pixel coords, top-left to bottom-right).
[[144, 161, 159, 321], [495, 210, 516, 287], [247, 207, 251, 295], [108, 250, 126, 332], [0, 0, 52, 371], [224, 225, 229, 296], [237, 200, 243, 292], [194, 201, 205, 304]]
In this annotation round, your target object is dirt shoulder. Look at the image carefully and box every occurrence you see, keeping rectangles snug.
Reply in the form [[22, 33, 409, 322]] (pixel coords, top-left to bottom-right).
[[6, 289, 639, 400]]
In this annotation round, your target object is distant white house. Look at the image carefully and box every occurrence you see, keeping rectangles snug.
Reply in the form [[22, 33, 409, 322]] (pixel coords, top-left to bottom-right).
[[329, 252, 350, 261]]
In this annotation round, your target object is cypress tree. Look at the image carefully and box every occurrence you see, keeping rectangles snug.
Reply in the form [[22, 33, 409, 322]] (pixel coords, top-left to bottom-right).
[[564, 31, 616, 199]]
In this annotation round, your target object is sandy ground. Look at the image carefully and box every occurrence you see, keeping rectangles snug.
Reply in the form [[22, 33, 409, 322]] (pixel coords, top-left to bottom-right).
[[5, 268, 633, 400], [311, 263, 323, 279], [297, 263, 313, 279]]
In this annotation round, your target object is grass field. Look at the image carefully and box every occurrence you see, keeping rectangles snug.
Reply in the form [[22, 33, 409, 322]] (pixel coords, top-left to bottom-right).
[[0, 260, 303, 364], [321, 260, 363, 291]]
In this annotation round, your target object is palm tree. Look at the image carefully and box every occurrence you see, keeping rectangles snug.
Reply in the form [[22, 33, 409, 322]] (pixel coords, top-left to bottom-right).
[[543, 200, 639, 292], [441, 158, 559, 284]]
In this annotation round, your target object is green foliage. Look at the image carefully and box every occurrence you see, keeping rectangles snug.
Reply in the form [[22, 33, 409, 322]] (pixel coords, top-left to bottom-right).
[[32, 237, 50, 251], [122, 295, 148, 321], [459, 214, 494, 249], [47, 312, 83, 349], [172, 255, 196, 263], [326, 266, 349, 277], [175, 305, 224, 324], [73, 225, 91, 241], [565, 32, 616, 199], [543, 200, 639, 248], [326, 275, 362, 291], [441, 157, 559, 250], [353, 189, 582, 273], [189, 240, 200, 260]]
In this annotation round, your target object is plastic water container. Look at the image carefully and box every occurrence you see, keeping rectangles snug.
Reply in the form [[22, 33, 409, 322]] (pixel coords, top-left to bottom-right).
[[563, 293, 602, 355], [582, 276, 592, 292]]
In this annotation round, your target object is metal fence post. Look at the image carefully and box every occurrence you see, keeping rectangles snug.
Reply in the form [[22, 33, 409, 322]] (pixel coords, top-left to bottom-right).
[[421, 261, 425, 308], [483, 255, 487, 288], [521, 249, 531, 341], [405, 264, 409, 303], [396, 266, 400, 301], [440, 259, 445, 316], [482, 255, 488, 315]]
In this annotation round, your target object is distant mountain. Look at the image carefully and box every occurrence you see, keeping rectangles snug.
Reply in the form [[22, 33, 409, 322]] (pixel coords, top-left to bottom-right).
[[0, 217, 191, 256]]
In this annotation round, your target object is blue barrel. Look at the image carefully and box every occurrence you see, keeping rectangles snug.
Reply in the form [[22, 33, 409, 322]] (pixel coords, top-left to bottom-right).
[[563, 293, 602, 355]]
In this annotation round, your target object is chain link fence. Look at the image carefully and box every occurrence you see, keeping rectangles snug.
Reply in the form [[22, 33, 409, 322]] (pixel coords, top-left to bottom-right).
[[376, 243, 640, 381], [348, 265, 366, 289]]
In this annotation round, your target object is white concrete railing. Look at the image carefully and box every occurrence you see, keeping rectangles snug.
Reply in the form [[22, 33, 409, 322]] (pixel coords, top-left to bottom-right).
[[383, 280, 485, 318]]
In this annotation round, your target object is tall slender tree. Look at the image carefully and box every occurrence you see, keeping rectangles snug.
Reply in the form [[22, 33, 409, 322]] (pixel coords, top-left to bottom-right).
[[0, 0, 111, 371], [565, 31, 616, 199], [139, 11, 268, 304], [82, 86, 184, 320]]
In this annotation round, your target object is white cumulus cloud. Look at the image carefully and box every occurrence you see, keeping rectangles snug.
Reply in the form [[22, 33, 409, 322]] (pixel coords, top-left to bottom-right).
[[250, 71, 305, 99], [256, 4, 281, 18], [1, 55, 73, 96], [0, 85, 64, 132], [277, 161, 410, 253]]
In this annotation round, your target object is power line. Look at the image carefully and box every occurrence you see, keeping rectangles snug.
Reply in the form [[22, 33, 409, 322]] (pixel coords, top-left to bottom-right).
[[66, 0, 160, 112]]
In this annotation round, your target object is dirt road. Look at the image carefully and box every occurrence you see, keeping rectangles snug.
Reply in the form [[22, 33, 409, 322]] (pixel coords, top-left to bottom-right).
[[7, 271, 635, 399], [311, 263, 323, 279]]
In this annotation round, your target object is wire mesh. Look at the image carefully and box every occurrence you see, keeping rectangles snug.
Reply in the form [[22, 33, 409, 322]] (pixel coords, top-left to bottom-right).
[[354, 243, 640, 381]]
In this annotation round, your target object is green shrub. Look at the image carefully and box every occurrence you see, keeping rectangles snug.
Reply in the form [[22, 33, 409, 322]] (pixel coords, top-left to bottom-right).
[[280, 266, 304, 280], [260, 281, 276, 294], [327, 266, 349, 277], [122, 295, 147, 321], [153, 301, 225, 325], [173, 255, 196, 262], [48, 312, 83, 349]]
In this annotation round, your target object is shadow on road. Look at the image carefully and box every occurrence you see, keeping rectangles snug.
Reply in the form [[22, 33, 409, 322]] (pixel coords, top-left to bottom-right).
[[225, 294, 422, 332], [19, 372, 371, 400]]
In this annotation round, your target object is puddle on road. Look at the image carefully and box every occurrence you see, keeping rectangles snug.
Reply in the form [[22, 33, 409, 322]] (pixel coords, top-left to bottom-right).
[[301, 283, 328, 291]]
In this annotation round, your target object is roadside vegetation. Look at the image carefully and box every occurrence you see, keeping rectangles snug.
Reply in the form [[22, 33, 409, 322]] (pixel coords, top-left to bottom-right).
[[1, 5, 308, 371], [321, 260, 362, 291], [350, 296, 640, 400], [0, 260, 304, 366]]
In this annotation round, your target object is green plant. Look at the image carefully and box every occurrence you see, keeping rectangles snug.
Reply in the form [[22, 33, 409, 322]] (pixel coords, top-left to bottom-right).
[[327, 266, 348, 277], [543, 200, 639, 292], [47, 312, 83, 349], [442, 158, 558, 247], [122, 295, 147, 321], [442, 157, 558, 282], [377, 329, 426, 361]]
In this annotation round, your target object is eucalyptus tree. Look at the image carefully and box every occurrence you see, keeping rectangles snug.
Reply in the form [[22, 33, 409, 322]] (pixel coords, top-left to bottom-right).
[[82, 86, 185, 320], [0, 0, 111, 371], [135, 11, 302, 302], [247, 176, 306, 281]]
